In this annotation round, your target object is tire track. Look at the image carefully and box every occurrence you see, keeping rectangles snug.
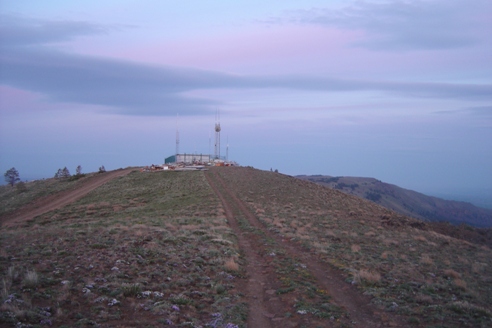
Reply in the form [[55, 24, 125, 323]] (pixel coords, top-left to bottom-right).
[[208, 168, 404, 328], [206, 170, 274, 328]]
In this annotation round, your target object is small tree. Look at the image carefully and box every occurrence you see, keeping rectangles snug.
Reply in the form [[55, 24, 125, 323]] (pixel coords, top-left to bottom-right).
[[61, 167, 71, 178], [55, 167, 71, 179], [76, 165, 82, 176], [4, 167, 20, 186]]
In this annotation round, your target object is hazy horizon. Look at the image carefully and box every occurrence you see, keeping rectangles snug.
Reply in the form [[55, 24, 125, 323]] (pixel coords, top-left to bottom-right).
[[3, 169, 491, 210], [1, 1, 491, 208]]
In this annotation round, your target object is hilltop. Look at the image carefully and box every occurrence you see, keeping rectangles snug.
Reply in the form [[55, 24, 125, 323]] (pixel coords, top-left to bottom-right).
[[297, 175, 492, 228], [1, 167, 491, 327]]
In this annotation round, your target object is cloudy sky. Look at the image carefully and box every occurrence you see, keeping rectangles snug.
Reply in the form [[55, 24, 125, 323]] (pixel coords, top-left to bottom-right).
[[1, 0, 491, 206]]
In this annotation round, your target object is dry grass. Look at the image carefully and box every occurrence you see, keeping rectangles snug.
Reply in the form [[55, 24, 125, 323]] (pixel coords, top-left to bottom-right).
[[471, 262, 487, 274], [224, 258, 239, 271], [413, 235, 428, 242], [415, 294, 433, 304], [381, 238, 399, 246], [380, 251, 392, 259], [355, 269, 381, 285], [420, 254, 434, 265], [326, 230, 336, 238], [22, 270, 39, 288], [454, 279, 467, 290], [443, 269, 461, 279], [3, 166, 492, 328], [351, 244, 361, 252]]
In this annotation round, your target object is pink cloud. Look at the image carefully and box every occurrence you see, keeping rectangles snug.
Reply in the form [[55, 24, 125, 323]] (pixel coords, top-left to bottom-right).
[[137, 25, 359, 73], [68, 25, 362, 74], [0, 85, 43, 113], [67, 22, 490, 84]]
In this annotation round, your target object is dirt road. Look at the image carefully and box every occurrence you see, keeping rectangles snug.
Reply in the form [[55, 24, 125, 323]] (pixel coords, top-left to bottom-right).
[[206, 168, 403, 327], [1, 168, 134, 227], [1, 167, 403, 326]]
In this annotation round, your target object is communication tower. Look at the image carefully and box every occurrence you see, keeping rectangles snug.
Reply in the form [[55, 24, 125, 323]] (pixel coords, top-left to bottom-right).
[[226, 136, 229, 162], [176, 114, 179, 163], [214, 110, 221, 159]]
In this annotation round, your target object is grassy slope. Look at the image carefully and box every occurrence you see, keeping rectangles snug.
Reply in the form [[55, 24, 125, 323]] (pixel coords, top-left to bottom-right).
[[0, 174, 95, 217], [1, 167, 491, 327], [219, 168, 492, 327], [297, 175, 492, 227], [1, 170, 246, 327]]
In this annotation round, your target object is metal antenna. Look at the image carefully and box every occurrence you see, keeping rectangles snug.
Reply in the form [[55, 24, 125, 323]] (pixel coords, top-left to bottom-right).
[[226, 135, 229, 162], [214, 109, 221, 159], [176, 113, 179, 163]]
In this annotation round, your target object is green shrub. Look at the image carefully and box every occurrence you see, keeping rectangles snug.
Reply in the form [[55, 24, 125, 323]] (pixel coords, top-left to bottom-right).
[[122, 283, 141, 297]]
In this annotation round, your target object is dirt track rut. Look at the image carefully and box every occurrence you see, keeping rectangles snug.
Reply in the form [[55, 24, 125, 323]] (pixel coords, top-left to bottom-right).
[[206, 168, 403, 328], [1, 169, 134, 227]]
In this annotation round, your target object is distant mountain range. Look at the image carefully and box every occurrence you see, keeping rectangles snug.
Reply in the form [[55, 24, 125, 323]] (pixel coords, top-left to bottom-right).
[[297, 175, 492, 228]]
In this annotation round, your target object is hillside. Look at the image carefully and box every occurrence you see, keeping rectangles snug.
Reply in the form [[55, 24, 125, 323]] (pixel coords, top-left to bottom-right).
[[0, 167, 491, 327], [297, 175, 492, 228]]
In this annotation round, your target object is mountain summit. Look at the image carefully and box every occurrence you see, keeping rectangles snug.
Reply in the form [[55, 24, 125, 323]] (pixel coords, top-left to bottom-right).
[[0, 167, 491, 327]]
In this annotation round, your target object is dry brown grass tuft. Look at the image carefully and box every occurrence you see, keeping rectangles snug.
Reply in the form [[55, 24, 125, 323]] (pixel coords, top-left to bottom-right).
[[224, 257, 239, 271], [165, 222, 178, 232], [420, 254, 433, 265], [381, 251, 390, 259], [471, 262, 487, 274], [415, 294, 433, 304], [351, 244, 361, 252], [355, 269, 381, 285], [181, 224, 200, 230], [312, 242, 328, 254], [326, 230, 336, 238], [454, 279, 467, 290], [443, 269, 461, 279], [272, 218, 284, 228], [382, 238, 399, 246]]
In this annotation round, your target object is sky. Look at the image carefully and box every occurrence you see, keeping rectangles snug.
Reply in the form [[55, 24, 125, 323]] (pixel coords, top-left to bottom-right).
[[1, 0, 491, 207]]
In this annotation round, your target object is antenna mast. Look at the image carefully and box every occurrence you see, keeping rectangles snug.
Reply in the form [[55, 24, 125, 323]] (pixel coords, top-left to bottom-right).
[[176, 113, 179, 163], [226, 136, 229, 162], [214, 109, 221, 159]]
